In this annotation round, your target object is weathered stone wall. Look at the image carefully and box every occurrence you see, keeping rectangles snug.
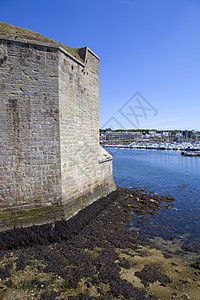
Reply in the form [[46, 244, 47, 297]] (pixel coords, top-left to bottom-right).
[[58, 48, 115, 217], [0, 38, 62, 213], [0, 36, 115, 230]]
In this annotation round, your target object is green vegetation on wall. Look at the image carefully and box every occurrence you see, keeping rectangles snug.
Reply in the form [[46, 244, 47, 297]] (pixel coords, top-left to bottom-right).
[[0, 22, 83, 61]]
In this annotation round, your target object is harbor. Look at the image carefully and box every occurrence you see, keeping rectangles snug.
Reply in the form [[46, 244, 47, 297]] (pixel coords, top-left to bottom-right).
[[106, 147, 200, 253], [103, 141, 200, 152]]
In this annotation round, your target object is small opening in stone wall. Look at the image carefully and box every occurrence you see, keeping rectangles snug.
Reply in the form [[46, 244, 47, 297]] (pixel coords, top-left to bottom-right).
[[0, 56, 8, 63], [82, 68, 86, 74], [71, 65, 74, 70]]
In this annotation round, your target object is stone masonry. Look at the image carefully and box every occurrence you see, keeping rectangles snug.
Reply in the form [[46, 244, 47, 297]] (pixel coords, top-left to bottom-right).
[[0, 36, 116, 231]]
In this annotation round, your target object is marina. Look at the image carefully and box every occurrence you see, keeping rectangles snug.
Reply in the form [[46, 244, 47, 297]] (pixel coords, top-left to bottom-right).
[[103, 141, 200, 152]]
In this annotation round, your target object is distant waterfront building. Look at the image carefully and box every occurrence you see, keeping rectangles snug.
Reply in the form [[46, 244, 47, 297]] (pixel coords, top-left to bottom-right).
[[155, 133, 162, 138], [175, 132, 183, 138], [196, 134, 200, 141], [144, 134, 150, 139], [105, 131, 143, 142], [162, 132, 169, 137]]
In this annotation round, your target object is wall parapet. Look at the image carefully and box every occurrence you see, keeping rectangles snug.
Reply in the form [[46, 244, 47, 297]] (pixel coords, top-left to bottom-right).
[[0, 35, 87, 66]]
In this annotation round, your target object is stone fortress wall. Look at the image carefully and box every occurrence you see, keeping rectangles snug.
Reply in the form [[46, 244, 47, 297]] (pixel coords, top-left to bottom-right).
[[0, 35, 115, 230]]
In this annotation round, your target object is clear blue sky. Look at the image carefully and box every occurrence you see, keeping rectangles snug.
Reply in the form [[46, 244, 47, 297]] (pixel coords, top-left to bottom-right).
[[1, 0, 200, 130]]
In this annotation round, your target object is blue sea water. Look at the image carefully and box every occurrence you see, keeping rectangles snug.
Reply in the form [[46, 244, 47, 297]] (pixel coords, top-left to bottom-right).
[[106, 148, 200, 251]]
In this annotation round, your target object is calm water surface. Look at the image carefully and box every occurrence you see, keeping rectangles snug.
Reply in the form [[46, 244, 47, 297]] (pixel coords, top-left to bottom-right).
[[106, 148, 200, 252]]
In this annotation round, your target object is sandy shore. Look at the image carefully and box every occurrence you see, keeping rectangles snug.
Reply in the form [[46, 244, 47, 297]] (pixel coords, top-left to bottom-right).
[[0, 188, 199, 299]]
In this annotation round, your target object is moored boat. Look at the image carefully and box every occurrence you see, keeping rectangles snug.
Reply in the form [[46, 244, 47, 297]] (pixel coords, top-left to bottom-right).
[[181, 151, 200, 157]]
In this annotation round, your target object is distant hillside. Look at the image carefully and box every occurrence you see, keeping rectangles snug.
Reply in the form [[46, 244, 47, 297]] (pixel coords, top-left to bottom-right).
[[0, 22, 82, 61]]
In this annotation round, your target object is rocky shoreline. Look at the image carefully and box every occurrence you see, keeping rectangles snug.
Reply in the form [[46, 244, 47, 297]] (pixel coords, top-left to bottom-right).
[[0, 188, 199, 299]]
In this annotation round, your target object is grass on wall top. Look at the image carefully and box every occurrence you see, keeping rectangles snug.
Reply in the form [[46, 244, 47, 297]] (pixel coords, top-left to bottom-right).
[[0, 22, 83, 61]]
